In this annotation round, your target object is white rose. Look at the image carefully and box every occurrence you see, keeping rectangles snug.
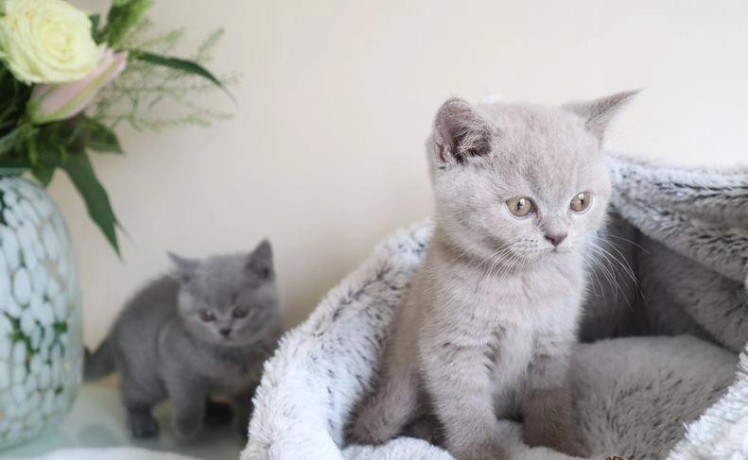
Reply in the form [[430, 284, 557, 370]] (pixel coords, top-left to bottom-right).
[[0, 0, 101, 84]]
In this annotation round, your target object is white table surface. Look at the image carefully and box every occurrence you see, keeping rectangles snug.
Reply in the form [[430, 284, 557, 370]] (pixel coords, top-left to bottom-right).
[[3, 384, 244, 459]]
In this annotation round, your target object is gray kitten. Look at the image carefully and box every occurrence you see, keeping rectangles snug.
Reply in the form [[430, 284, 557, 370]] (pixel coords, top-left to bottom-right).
[[85, 240, 281, 440], [350, 92, 636, 459]]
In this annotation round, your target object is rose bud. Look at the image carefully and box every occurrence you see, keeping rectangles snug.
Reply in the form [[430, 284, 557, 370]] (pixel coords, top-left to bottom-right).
[[28, 48, 128, 124]]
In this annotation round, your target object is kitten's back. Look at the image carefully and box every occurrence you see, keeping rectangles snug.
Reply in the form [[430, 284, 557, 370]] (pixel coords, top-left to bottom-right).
[[85, 276, 179, 382], [113, 276, 179, 340], [113, 275, 179, 359]]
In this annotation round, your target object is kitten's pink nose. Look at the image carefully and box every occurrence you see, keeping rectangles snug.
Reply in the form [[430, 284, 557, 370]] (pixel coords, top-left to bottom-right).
[[545, 232, 567, 247]]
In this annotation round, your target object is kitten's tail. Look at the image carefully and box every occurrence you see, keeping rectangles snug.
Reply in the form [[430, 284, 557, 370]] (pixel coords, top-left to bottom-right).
[[84, 338, 115, 381]]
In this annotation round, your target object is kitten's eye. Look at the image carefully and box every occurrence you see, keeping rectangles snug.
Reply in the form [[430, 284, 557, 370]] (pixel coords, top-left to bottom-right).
[[199, 309, 215, 322], [506, 196, 535, 217], [233, 305, 250, 318], [570, 192, 592, 212]]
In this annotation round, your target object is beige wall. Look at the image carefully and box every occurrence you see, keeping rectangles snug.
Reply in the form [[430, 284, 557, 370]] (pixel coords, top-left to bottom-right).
[[65, 0, 748, 346]]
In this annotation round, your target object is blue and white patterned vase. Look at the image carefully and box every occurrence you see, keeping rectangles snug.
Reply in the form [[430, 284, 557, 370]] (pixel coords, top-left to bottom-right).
[[0, 176, 83, 449]]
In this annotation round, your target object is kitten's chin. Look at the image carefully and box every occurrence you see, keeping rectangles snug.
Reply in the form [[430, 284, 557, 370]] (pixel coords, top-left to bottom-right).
[[187, 329, 255, 348], [519, 246, 577, 262], [552, 245, 575, 255], [216, 336, 261, 348]]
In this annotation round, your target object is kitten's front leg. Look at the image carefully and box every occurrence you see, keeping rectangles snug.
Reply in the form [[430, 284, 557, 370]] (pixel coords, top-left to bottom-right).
[[233, 384, 259, 439], [234, 354, 271, 438], [166, 375, 208, 439], [521, 344, 589, 457], [421, 338, 507, 460], [125, 405, 160, 439], [204, 399, 234, 425]]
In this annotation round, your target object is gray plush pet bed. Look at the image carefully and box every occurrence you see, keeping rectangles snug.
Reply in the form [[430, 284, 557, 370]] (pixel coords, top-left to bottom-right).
[[243, 153, 748, 460]]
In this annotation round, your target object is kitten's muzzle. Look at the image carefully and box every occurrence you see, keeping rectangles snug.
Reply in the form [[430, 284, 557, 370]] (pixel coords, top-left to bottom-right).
[[219, 327, 232, 338]]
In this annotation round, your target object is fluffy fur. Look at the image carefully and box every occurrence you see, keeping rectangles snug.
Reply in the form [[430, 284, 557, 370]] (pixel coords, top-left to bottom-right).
[[85, 241, 282, 440], [348, 93, 635, 460], [601, 155, 748, 352], [242, 219, 746, 460], [668, 343, 748, 460]]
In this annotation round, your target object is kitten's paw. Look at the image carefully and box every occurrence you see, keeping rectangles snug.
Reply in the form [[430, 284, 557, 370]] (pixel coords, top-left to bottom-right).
[[402, 416, 442, 445], [204, 400, 234, 425], [173, 416, 203, 440], [128, 413, 160, 439], [347, 412, 398, 445]]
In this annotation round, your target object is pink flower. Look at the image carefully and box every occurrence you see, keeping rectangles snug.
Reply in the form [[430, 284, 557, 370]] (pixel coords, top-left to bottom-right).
[[28, 48, 128, 124]]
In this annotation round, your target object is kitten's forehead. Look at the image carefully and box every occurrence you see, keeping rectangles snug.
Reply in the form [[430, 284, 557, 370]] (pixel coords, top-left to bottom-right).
[[479, 102, 603, 196], [482, 102, 598, 159], [188, 254, 258, 304]]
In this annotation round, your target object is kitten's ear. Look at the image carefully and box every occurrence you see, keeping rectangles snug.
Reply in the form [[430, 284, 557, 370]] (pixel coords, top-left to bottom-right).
[[562, 90, 639, 143], [168, 252, 201, 282], [433, 98, 495, 165], [247, 239, 273, 279]]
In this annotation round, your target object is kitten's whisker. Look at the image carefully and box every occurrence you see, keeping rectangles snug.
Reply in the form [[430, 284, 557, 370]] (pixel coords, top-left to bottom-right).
[[587, 242, 628, 306], [593, 241, 633, 309], [589, 240, 641, 311], [582, 251, 604, 298], [475, 238, 525, 289], [599, 238, 647, 306], [594, 240, 637, 286], [606, 233, 649, 253], [479, 247, 514, 286]]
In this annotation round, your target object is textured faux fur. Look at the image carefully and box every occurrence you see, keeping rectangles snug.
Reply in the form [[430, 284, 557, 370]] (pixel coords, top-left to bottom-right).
[[605, 155, 748, 352], [667, 346, 748, 460], [243, 153, 748, 460]]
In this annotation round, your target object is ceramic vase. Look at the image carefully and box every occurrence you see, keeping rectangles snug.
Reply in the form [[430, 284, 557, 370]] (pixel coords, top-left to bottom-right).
[[0, 176, 82, 449]]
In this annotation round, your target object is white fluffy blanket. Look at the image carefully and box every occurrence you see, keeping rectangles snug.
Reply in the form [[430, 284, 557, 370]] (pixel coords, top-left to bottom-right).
[[243, 154, 748, 460]]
